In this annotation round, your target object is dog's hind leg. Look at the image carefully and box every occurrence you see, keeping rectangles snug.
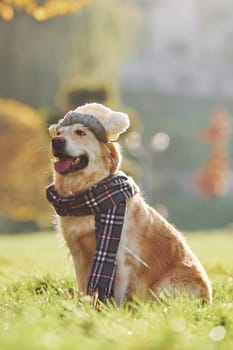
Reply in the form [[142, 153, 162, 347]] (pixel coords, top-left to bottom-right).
[[150, 266, 212, 302]]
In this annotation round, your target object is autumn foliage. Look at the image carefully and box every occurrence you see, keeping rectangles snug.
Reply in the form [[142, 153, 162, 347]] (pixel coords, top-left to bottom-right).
[[195, 111, 231, 196], [0, 99, 51, 225], [0, 0, 91, 21]]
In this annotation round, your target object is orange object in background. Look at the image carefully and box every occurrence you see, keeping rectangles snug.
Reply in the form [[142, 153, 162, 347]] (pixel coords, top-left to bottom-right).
[[195, 111, 231, 196]]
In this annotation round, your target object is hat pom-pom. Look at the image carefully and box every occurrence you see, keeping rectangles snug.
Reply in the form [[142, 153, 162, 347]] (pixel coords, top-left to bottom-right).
[[101, 111, 130, 141]]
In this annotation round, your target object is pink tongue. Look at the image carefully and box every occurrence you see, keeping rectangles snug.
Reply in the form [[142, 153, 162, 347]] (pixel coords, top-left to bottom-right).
[[54, 158, 73, 173]]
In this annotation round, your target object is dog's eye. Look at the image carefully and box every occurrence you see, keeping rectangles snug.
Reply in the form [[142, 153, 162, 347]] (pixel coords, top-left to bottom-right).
[[75, 130, 86, 136]]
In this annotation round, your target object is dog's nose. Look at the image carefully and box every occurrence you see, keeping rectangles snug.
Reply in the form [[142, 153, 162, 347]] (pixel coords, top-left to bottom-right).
[[52, 137, 66, 147], [51, 137, 66, 155]]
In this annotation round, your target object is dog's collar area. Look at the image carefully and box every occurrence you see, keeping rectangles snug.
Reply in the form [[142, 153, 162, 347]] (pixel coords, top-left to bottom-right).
[[56, 111, 108, 143]]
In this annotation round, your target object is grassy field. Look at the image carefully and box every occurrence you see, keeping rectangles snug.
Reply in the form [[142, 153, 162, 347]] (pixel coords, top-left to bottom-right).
[[0, 231, 233, 350]]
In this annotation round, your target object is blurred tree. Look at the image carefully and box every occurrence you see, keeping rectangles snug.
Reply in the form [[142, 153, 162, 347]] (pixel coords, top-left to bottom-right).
[[0, 0, 92, 21], [60, 0, 140, 105], [0, 0, 140, 109], [58, 81, 117, 116], [0, 98, 51, 226], [195, 111, 231, 196]]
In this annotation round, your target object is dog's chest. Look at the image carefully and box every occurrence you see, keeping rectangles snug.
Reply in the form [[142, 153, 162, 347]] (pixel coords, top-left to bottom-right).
[[60, 215, 95, 243]]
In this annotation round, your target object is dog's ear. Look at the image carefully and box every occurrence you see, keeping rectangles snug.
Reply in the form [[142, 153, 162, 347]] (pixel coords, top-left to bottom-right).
[[109, 142, 122, 173], [103, 142, 122, 174], [101, 111, 130, 141], [48, 124, 57, 137]]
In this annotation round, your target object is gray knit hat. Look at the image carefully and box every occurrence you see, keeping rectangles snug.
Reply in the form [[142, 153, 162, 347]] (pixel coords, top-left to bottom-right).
[[56, 111, 108, 143]]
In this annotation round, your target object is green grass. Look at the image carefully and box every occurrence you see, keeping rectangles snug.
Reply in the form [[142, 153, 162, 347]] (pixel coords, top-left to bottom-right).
[[0, 231, 233, 350]]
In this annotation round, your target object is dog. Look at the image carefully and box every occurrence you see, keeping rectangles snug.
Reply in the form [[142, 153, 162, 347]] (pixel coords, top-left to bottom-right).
[[47, 103, 212, 306]]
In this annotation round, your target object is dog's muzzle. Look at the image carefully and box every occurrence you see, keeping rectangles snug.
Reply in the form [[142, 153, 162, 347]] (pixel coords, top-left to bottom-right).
[[51, 136, 89, 174]]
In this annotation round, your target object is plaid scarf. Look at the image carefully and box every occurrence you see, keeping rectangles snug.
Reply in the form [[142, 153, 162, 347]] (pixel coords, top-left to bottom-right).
[[46, 171, 138, 302]]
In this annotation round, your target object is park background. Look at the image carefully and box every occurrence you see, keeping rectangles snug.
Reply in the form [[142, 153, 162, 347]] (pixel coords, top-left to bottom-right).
[[1, 0, 233, 233]]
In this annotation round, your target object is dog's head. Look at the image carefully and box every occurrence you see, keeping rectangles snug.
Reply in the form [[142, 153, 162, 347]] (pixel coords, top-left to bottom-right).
[[49, 103, 130, 187]]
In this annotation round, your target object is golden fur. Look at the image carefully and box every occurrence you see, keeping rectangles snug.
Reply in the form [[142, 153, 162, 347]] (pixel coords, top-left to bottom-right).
[[50, 112, 212, 306]]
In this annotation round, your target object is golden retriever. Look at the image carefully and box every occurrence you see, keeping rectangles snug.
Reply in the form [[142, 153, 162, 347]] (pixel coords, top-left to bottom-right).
[[47, 103, 212, 306]]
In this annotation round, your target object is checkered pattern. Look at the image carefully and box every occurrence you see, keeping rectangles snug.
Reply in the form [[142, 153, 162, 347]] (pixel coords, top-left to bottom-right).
[[46, 171, 138, 302]]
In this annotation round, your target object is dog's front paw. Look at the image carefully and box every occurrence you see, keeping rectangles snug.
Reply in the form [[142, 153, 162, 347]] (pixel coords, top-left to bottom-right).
[[79, 290, 101, 310]]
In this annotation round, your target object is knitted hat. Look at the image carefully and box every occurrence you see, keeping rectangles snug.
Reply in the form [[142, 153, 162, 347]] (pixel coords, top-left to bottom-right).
[[50, 103, 130, 142]]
